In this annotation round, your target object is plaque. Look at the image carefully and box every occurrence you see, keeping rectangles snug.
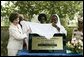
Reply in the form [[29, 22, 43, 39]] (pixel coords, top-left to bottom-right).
[[29, 34, 66, 53]]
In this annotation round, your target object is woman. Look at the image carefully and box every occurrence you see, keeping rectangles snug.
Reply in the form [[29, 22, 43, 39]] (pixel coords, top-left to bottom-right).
[[70, 16, 83, 52], [7, 12, 28, 56], [19, 14, 31, 50], [72, 16, 83, 40], [38, 13, 47, 24], [51, 14, 67, 35]]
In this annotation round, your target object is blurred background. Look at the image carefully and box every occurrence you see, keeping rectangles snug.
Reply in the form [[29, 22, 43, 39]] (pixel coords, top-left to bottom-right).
[[1, 1, 83, 56]]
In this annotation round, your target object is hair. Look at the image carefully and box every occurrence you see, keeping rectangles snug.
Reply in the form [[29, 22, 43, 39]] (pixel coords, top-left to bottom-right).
[[9, 12, 19, 23], [19, 14, 25, 28], [19, 14, 25, 22], [51, 14, 58, 20], [38, 13, 47, 22]]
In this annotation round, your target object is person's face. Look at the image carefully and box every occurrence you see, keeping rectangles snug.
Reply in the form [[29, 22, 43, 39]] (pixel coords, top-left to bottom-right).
[[51, 16, 58, 24], [13, 17, 19, 25], [40, 17, 46, 23]]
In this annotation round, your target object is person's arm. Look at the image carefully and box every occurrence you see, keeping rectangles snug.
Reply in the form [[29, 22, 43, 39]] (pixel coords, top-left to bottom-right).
[[20, 21, 32, 34], [20, 21, 27, 33], [52, 22, 60, 32], [9, 28, 28, 40]]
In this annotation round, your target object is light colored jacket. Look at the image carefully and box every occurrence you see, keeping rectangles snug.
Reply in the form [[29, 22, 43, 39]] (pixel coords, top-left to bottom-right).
[[7, 23, 28, 50]]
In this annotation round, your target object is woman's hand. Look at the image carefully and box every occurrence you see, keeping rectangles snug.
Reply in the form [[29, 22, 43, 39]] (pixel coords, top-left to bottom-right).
[[52, 22, 60, 32], [56, 27, 60, 32], [28, 27, 32, 33], [52, 22, 57, 28], [25, 27, 32, 34]]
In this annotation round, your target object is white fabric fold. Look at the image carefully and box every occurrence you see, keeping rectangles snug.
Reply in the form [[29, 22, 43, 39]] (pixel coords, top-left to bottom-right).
[[20, 14, 67, 39]]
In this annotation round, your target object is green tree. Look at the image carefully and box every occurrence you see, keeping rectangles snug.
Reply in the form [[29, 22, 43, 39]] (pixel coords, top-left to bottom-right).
[[1, 1, 83, 26]]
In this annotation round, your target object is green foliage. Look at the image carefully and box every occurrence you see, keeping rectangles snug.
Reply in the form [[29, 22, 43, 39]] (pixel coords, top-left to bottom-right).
[[66, 27, 74, 40], [1, 26, 9, 56], [1, 1, 83, 26]]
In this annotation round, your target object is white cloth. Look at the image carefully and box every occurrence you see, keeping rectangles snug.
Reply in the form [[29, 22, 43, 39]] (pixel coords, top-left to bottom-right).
[[20, 14, 67, 39], [28, 23, 56, 39], [21, 21, 67, 39]]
